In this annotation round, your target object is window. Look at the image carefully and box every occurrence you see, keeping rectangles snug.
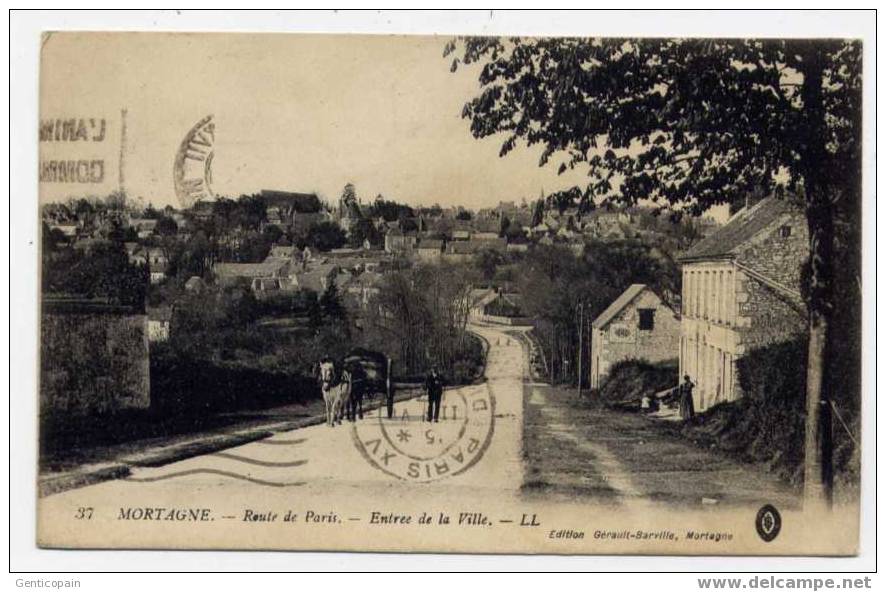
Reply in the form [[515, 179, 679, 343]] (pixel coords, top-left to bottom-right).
[[780, 225, 792, 238], [638, 308, 655, 331]]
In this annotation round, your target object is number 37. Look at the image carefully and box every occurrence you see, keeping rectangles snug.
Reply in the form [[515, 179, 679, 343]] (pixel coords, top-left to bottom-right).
[[74, 507, 93, 520]]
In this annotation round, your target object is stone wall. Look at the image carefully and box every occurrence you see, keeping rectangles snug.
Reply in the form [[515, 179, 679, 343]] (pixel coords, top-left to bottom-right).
[[679, 207, 809, 411], [41, 300, 150, 415], [735, 208, 808, 352], [737, 208, 809, 289], [591, 289, 680, 388]]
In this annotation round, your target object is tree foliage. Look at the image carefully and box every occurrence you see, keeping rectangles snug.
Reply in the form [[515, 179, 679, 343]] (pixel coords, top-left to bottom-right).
[[42, 240, 148, 309], [369, 195, 414, 222], [305, 221, 347, 251], [446, 37, 860, 218]]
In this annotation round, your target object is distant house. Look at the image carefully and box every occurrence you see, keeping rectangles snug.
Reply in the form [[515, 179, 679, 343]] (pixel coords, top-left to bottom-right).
[[146, 248, 169, 284], [676, 197, 808, 412], [147, 306, 173, 342], [415, 239, 444, 262], [530, 223, 550, 237], [590, 284, 680, 389], [268, 245, 297, 261], [469, 237, 507, 252], [250, 277, 284, 298], [443, 240, 481, 262], [123, 241, 140, 258], [472, 231, 500, 241], [129, 218, 158, 239], [295, 263, 340, 293], [468, 288, 498, 320], [451, 229, 471, 241], [259, 189, 325, 231], [49, 222, 79, 239], [214, 259, 292, 291], [469, 289, 526, 324], [384, 228, 417, 254], [343, 271, 384, 310]]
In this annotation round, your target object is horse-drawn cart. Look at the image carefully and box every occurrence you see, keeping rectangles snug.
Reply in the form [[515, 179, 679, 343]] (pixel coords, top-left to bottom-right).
[[342, 348, 394, 420]]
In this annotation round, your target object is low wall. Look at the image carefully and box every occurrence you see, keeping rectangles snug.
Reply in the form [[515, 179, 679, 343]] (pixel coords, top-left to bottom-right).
[[474, 314, 533, 326], [41, 299, 150, 414]]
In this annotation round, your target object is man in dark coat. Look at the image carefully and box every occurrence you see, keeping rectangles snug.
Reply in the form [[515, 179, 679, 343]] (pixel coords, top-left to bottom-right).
[[679, 375, 696, 420], [425, 367, 444, 422]]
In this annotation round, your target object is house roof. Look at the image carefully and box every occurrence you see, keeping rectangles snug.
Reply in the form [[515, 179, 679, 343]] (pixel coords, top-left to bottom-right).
[[678, 197, 800, 262], [252, 277, 283, 291], [214, 260, 288, 279], [269, 245, 296, 258], [259, 190, 322, 213], [147, 306, 173, 321], [470, 288, 497, 308], [447, 241, 483, 254], [592, 284, 649, 329], [418, 239, 444, 250]]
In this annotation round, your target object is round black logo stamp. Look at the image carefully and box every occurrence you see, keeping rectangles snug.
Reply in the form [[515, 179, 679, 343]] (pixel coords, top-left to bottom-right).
[[755, 504, 782, 542], [351, 385, 495, 482]]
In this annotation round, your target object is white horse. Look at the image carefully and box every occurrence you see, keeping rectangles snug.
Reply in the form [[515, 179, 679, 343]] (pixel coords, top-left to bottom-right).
[[319, 360, 352, 427]]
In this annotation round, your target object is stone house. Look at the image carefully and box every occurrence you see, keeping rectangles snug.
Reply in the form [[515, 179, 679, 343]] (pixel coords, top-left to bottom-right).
[[590, 284, 680, 389], [146, 248, 169, 284], [268, 245, 297, 261], [129, 218, 157, 239], [677, 197, 808, 412], [214, 259, 292, 290], [415, 239, 444, 262], [343, 271, 384, 310], [384, 228, 418, 254], [147, 305, 172, 342], [295, 263, 340, 293]]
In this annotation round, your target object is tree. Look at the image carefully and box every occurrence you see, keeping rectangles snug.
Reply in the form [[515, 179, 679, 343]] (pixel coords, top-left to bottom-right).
[[475, 248, 504, 281], [320, 282, 347, 323], [369, 195, 414, 222], [447, 36, 861, 507], [348, 217, 382, 248], [499, 214, 511, 237], [142, 204, 162, 219], [530, 199, 545, 227], [155, 215, 179, 237], [43, 240, 148, 310], [340, 183, 359, 212], [306, 221, 347, 251]]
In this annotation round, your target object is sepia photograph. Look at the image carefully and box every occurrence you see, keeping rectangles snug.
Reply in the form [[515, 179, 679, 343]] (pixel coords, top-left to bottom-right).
[[21, 11, 871, 561]]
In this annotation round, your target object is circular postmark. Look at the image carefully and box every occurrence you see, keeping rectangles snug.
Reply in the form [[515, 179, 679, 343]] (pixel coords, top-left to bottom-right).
[[755, 504, 782, 542], [351, 384, 495, 483], [173, 114, 216, 208]]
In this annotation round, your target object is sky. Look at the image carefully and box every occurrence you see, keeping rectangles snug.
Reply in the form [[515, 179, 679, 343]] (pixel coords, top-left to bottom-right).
[[39, 32, 590, 211]]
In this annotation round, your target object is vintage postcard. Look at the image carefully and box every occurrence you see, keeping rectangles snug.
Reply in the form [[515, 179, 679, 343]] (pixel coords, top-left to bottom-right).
[[36, 31, 863, 555]]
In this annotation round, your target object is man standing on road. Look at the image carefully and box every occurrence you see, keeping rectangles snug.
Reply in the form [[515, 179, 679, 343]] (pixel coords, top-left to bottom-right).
[[679, 375, 696, 420], [425, 366, 444, 423]]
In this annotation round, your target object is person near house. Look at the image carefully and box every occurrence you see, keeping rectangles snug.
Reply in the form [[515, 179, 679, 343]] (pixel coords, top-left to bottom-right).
[[425, 367, 444, 422], [679, 375, 696, 420]]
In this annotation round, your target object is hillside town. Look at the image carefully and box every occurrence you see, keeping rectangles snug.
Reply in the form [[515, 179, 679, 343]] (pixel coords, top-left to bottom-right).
[[41, 184, 858, 498], [36, 33, 862, 526]]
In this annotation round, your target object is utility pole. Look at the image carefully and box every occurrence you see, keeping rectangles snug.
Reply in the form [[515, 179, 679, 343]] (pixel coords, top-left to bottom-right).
[[118, 108, 127, 196], [577, 302, 584, 397]]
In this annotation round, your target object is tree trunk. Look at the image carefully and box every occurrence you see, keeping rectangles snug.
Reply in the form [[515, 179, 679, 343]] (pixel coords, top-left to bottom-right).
[[798, 44, 836, 511], [804, 307, 833, 510]]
